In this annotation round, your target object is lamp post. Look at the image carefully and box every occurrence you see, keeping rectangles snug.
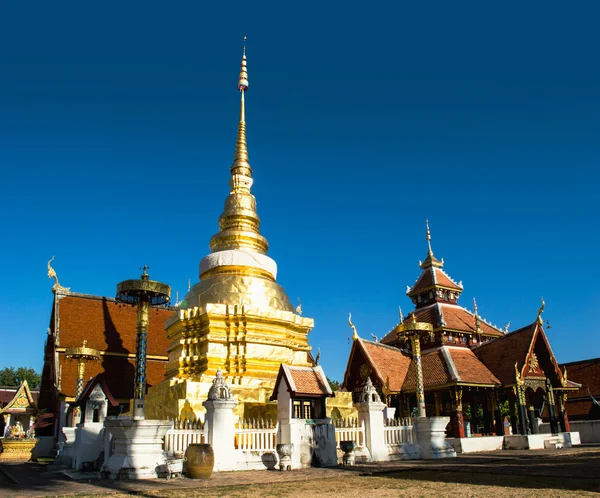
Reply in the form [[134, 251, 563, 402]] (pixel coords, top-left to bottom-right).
[[115, 265, 170, 419]]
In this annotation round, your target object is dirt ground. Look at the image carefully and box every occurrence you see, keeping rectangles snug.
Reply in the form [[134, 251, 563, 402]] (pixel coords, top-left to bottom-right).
[[1, 446, 599, 498]]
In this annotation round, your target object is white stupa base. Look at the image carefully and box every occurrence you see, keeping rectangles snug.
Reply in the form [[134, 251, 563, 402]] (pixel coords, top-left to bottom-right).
[[415, 416, 457, 459], [102, 417, 172, 480]]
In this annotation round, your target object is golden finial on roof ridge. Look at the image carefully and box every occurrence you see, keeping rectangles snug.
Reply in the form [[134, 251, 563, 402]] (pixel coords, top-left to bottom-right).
[[48, 256, 59, 286], [537, 296, 545, 324], [349, 313, 358, 341]]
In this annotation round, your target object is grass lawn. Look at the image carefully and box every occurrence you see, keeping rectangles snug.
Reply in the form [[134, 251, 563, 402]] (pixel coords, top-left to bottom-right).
[[70, 470, 600, 498]]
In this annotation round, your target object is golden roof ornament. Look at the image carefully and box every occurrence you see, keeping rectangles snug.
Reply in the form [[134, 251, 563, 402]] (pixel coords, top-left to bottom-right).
[[348, 313, 359, 341], [515, 362, 524, 386], [537, 297, 545, 324], [47, 256, 70, 292]]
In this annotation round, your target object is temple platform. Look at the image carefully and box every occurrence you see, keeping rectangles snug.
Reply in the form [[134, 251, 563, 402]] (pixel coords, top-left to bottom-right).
[[448, 432, 581, 453]]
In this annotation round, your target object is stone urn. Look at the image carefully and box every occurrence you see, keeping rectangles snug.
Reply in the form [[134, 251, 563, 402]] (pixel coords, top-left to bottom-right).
[[0, 438, 38, 462], [340, 440, 356, 466], [276, 443, 293, 471], [184, 444, 214, 479]]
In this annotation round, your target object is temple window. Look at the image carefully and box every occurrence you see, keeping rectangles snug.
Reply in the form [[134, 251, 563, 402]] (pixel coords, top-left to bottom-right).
[[292, 399, 314, 419], [92, 407, 100, 423]]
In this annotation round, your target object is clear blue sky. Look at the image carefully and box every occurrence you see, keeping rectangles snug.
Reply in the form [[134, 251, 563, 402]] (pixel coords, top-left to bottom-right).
[[1, 1, 599, 383]]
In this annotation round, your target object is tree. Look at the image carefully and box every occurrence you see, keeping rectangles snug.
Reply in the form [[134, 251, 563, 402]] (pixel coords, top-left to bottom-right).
[[327, 377, 341, 391], [0, 367, 41, 388]]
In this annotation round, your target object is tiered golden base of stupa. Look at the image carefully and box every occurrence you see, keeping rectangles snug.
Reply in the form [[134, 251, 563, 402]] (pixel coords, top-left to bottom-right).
[[145, 302, 313, 420]]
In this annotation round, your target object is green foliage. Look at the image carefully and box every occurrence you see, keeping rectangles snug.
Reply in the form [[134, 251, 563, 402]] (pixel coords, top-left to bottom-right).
[[327, 377, 341, 391], [0, 367, 41, 388]]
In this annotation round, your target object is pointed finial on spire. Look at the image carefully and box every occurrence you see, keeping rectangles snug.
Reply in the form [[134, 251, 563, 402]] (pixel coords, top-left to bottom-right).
[[426, 219, 433, 255], [188, 278, 191, 292], [398, 306, 404, 323], [473, 298, 481, 334], [420, 220, 443, 269], [231, 36, 252, 180], [238, 36, 248, 92]]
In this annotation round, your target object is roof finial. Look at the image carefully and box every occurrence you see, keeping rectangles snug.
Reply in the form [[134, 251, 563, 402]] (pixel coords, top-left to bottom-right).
[[231, 36, 251, 180], [398, 306, 404, 323], [537, 297, 545, 324], [348, 313, 358, 341], [473, 298, 481, 334], [426, 219, 433, 255], [47, 256, 59, 287]]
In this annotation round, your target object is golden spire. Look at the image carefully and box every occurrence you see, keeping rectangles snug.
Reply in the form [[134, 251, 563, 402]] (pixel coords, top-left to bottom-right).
[[208, 37, 270, 259], [420, 220, 443, 269]]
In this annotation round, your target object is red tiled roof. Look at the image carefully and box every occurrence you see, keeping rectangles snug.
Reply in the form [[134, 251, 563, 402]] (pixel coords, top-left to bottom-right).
[[402, 347, 500, 391], [57, 294, 173, 356], [472, 323, 536, 384], [361, 340, 412, 392], [53, 293, 173, 399], [408, 268, 463, 296], [403, 349, 450, 391], [381, 304, 503, 345], [447, 348, 500, 385], [271, 365, 333, 399], [440, 304, 503, 336], [561, 357, 600, 399]]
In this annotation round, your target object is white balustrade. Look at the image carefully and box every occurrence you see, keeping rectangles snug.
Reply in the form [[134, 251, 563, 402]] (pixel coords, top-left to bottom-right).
[[164, 418, 207, 455], [333, 417, 366, 448], [384, 417, 415, 445], [234, 418, 278, 451]]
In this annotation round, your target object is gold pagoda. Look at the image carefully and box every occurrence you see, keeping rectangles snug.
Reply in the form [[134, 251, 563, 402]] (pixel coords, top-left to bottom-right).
[[145, 40, 314, 420]]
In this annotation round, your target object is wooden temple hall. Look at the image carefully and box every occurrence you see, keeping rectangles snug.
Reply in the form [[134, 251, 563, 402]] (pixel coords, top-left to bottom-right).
[[343, 223, 580, 439]]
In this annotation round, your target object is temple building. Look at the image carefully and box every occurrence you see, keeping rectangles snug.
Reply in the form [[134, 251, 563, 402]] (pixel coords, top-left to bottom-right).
[[343, 222, 580, 438], [37, 280, 173, 436], [38, 42, 316, 432], [144, 41, 313, 421]]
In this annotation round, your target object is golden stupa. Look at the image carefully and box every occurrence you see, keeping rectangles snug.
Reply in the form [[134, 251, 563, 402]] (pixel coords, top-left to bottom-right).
[[145, 40, 314, 420]]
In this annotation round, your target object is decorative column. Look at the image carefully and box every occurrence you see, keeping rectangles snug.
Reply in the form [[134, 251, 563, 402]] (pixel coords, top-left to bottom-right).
[[450, 387, 465, 438], [354, 378, 388, 462], [64, 340, 100, 424], [115, 266, 170, 419], [546, 379, 559, 433], [410, 335, 426, 418], [203, 369, 238, 471], [515, 364, 529, 435]]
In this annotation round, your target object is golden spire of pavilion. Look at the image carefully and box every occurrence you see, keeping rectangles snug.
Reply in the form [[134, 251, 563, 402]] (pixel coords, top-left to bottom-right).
[[208, 37, 270, 259], [420, 220, 443, 269]]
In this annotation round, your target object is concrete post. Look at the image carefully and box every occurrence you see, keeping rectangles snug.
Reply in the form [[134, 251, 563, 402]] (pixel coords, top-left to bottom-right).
[[354, 378, 388, 462], [202, 369, 238, 471]]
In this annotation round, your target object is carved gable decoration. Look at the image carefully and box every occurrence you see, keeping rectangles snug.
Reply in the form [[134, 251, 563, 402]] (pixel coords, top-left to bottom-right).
[[0, 381, 37, 414]]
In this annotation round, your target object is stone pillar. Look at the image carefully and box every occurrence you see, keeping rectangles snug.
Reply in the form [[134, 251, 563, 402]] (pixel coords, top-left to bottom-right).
[[203, 370, 238, 472], [354, 378, 388, 462], [450, 387, 465, 438]]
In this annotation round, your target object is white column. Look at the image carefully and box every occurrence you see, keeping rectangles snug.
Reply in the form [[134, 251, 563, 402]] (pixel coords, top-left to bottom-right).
[[202, 368, 239, 472], [354, 378, 388, 462], [203, 398, 238, 471]]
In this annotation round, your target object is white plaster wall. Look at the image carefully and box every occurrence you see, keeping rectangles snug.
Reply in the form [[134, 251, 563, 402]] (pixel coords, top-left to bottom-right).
[[569, 421, 600, 443]]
